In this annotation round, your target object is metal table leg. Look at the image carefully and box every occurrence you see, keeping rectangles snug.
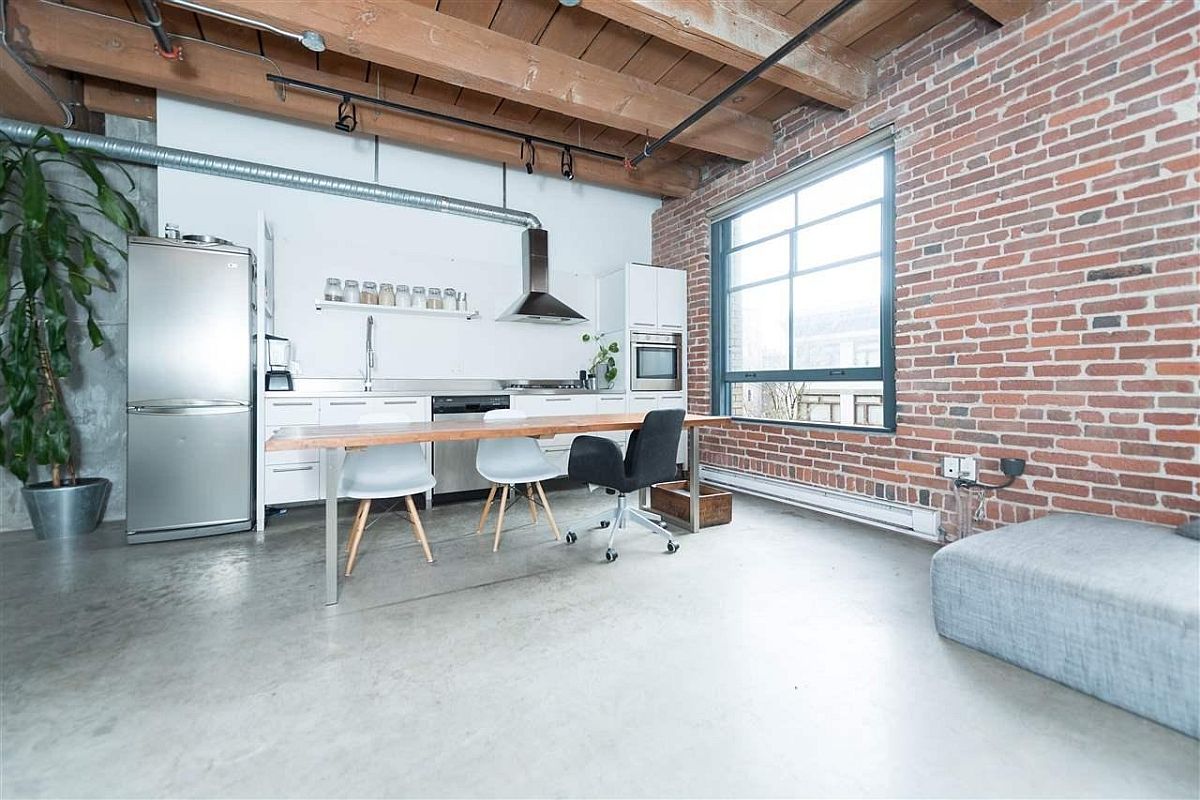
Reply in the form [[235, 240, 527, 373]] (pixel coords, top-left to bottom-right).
[[688, 426, 700, 534], [324, 446, 344, 606]]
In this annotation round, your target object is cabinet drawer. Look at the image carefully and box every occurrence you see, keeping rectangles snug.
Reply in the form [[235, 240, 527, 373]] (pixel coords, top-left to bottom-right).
[[265, 398, 319, 426], [265, 426, 319, 465], [369, 396, 431, 422], [319, 398, 371, 425], [595, 394, 628, 446], [265, 462, 320, 504], [526, 395, 597, 448]]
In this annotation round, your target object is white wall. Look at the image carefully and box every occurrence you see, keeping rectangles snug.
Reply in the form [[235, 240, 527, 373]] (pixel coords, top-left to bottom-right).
[[155, 96, 659, 380]]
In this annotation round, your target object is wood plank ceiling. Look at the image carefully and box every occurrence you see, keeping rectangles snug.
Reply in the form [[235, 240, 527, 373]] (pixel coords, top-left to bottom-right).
[[14, 0, 980, 196]]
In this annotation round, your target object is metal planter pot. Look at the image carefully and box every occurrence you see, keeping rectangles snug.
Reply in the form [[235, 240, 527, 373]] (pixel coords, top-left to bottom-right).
[[20, 478, 111, 539]]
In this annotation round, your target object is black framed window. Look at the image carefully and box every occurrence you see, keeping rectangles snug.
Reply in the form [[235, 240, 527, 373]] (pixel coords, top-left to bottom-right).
[[710, 137, 896, 432]]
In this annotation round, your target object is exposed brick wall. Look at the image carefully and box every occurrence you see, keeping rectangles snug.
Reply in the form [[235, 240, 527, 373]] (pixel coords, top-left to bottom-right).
[[653, 0, 1199, 538]]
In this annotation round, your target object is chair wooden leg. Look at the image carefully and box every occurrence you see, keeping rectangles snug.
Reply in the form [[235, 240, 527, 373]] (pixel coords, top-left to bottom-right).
[[404, 495, 434, 563], [526, 483, 539, 524], [344, 499, 372, 576], [535, 481, 560, 541], [477, 484, 498, 534], [493, 484, 509, 552]]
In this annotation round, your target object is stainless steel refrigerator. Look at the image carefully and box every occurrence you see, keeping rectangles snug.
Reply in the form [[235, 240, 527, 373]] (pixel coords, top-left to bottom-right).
[[126, 236, 254, 543]]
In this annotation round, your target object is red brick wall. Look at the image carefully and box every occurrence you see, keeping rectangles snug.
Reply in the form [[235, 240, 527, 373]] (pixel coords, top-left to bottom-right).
[[652, 0, 1199, 538]]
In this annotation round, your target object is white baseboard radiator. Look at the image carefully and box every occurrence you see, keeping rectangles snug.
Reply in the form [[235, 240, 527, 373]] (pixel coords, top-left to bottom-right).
[[699, 467, 941, 542]]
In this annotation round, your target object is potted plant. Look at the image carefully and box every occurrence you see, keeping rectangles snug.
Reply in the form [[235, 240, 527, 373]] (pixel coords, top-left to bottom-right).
[[581, 332, 620, 390], [1, 128, 143, 538]]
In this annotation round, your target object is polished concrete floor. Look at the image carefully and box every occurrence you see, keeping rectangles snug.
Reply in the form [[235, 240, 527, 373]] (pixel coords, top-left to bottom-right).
[[1, 487, 1197, 798]]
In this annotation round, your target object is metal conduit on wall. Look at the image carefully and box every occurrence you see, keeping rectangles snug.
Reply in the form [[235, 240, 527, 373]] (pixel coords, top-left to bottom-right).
[[0, 117, 542, 229]]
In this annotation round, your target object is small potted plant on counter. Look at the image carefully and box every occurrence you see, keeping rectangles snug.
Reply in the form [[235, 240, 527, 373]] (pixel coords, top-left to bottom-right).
[[1, 128, 143, 538], [582, 332, 620, 390]]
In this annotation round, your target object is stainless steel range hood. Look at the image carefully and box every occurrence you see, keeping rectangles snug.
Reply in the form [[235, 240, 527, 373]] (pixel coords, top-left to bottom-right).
[[497, 228, 587, 324]]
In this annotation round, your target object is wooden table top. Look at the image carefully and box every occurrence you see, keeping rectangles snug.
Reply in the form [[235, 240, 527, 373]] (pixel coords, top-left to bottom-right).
[[265, 412, 732, 451]]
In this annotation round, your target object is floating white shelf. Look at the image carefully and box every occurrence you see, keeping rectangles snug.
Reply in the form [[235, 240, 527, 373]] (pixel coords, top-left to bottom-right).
[[314, 299, 479, 319]]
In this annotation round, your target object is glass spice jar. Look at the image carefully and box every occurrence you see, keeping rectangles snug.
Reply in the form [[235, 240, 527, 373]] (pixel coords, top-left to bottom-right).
[[361, 281, 378, 305], [378, 282, 395, 306], [343, 279, 360, 304], [427, 288, 443, 310], [411, 286, 427, 308], [324, 278, 343, 302], [396, 284, 412, 308]]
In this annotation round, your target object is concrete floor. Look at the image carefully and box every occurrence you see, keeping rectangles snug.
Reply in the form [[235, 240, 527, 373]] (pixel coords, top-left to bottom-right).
[[1, 487, 1196, 798]]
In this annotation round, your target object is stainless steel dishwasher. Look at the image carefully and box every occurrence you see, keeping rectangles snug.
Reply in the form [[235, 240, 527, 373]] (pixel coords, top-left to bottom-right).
[[431, 394, 510, 502]]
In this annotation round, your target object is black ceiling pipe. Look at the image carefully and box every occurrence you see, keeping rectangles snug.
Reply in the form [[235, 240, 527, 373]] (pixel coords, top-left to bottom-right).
[[629, 0, 862, 169]]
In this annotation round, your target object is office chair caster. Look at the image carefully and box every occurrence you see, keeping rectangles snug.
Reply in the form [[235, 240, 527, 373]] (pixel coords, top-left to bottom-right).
[[599, 520, 610, 528], [565, 531, 578, 544], [605, 548, 618, 562], [666, 541, 679, 554]]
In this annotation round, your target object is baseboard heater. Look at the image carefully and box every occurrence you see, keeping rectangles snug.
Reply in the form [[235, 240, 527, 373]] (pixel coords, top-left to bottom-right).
[[699, 466, 940, 542]]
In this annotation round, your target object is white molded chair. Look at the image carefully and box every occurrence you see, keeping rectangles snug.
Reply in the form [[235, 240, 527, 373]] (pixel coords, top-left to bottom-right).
[[341, 412, 436, 576], [475, 408, 561, 552]]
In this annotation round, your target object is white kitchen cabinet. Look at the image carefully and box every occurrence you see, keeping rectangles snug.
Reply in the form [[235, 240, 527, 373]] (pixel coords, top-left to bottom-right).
[[656, 268, 687, 331], [595, 393, 629, 450], [265, 462, 321, 504], [265, 397, 319, 426], [264, 394, 430, 506], [627, 263, 660, 330], [628, 392, 687, 464], [657, 392, 688, 464], [598, 262, 688, 334], [511, 393, 600, 474]]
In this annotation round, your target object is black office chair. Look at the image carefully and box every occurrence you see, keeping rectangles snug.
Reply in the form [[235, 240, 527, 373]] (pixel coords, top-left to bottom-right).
[[564, 408, 686, 561]]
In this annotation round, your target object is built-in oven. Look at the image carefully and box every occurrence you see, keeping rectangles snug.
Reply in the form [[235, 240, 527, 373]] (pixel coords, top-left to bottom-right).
[[629, 331, 682, 392]]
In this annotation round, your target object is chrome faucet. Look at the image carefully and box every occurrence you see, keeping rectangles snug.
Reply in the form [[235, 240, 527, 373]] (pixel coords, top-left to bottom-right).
[[364, 315, 376, 392]]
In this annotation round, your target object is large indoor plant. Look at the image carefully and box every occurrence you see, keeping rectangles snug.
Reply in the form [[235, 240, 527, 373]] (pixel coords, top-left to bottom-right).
[[1, 128, 143, 537]]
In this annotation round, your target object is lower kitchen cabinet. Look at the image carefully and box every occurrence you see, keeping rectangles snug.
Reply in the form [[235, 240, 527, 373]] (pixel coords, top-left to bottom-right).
[[629, 391, 688, 464], [510, 394, 598, 476], [262, 394, 431, 505]]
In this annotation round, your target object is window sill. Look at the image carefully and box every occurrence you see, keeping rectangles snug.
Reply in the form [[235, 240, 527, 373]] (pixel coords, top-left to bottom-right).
[[729, 416, 896, 435]]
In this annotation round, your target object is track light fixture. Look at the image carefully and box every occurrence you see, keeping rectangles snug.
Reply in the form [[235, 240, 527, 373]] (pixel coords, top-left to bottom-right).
[[334, 96, 357, 132], [560, 146, 574, 181], [521, 137, 536, 175]]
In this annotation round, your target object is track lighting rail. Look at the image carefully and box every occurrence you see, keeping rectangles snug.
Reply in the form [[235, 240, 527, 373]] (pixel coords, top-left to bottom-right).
[[266, 74, 628, 166]]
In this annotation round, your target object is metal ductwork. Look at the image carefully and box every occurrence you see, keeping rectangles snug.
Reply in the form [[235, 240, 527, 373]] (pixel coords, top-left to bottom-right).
[[497, 228, 586, 324], [0, 118, 542, 229]]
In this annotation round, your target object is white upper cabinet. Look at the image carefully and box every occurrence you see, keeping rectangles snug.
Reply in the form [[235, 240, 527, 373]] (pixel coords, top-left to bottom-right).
[[598, 263, 688, 334], [656, 268, 687, 331], [627, 264, 660, 330]]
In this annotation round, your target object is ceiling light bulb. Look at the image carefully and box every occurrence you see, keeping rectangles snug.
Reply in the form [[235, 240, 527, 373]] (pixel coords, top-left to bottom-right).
[[300, 30, 326, 52], [559, 0, 581, 6]]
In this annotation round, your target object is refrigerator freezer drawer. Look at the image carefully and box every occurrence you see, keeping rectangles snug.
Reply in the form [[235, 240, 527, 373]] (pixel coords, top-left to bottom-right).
[[127, 407, 252, 535]]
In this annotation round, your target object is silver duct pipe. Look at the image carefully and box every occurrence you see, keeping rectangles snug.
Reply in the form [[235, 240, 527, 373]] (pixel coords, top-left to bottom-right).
[[0, 117, 542, 229]]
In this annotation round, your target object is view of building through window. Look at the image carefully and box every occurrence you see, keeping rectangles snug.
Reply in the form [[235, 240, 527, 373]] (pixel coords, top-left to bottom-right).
[[715, 145, 894, 430]]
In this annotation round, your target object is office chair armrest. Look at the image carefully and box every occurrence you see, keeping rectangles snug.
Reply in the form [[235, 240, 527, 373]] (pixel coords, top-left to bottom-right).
[[567, 435, 625, 487]]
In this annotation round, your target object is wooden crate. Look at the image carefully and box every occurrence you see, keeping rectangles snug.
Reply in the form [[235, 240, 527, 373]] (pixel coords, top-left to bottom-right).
[[649, 481, 732, 528]]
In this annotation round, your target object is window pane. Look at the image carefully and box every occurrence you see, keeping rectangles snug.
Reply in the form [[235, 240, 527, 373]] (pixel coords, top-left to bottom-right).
[[796, 155, 885, 225], [731, 194, 794, 247], [731, 380, 885, 427], [727, 281, 789, 371], [792, 258, 881, 369], [795, 204, 881, 272], [729, 233, 789, 287]]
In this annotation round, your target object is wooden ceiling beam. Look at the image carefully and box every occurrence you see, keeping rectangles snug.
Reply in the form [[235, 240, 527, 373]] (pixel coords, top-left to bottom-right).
[[0, 47, 71, 126], [7, 0, 697, 197], [580, 0, 873, 109], [83, 77, 156, 121], [196, 0, 773, 161], [966, 0, 1035, 24]]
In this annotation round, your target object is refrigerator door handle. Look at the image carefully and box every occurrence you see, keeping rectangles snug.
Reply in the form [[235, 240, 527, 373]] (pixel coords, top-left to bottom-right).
[[128, 402, 251, 415]]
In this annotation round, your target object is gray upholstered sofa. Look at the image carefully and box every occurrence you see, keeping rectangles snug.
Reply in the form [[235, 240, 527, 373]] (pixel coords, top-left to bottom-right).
[[931, 513, 1199, 738]]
